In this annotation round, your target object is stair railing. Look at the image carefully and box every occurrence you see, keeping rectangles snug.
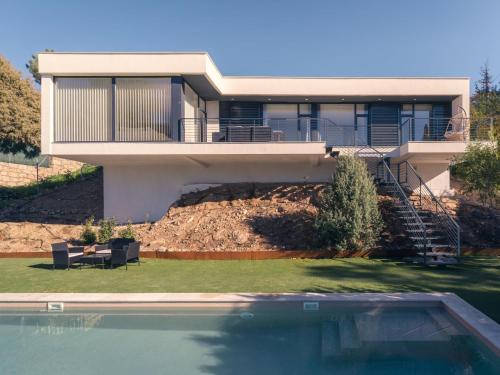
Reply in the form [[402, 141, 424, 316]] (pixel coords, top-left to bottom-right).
[[397, 161, 461, 256], [355, 147, 429, 259]]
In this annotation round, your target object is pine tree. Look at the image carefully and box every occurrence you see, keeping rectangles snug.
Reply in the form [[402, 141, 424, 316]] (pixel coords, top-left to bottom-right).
[[315, 155, 383, 253], [470, 63, 500, 141], [474, 63, 497, 95], [0, 55, 40, 156], [26, 48, 54, 85]]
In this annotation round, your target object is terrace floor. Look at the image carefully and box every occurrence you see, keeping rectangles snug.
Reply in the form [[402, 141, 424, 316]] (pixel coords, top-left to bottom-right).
[[0, 257, 498, 322]]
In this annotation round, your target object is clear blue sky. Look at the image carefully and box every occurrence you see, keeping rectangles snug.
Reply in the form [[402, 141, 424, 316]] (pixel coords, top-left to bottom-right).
[[2, 0, 499, 84]]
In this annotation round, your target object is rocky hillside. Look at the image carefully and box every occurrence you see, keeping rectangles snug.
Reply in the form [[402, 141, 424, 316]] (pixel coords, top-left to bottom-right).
[[1, 174, 498, 253], [137, 183, 323, 252]]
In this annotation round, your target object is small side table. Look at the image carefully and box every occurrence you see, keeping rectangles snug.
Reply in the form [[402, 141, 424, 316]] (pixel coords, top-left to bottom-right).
[[80, 254, 111, 269]]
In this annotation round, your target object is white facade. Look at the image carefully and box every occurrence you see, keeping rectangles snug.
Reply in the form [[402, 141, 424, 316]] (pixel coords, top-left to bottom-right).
[[39, 52, 470, 222]]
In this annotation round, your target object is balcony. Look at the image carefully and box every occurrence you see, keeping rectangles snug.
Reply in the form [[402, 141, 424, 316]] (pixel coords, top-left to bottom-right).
[[179, 117, 494, 146]]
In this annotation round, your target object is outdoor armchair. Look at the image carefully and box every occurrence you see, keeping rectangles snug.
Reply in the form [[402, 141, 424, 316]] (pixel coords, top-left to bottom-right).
[[51, 242, 84, 270], [110, 241, 141, 270]]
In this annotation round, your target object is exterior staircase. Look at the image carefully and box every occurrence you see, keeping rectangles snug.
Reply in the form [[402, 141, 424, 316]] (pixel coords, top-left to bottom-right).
[[355, 147, 461, 265]]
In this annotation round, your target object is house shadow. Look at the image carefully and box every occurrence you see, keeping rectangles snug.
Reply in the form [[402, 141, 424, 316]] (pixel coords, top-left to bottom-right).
[[454, 199, 500, 248], [0, 169, 103, 225], [176, 182, 324, 207], [246, 210, 320, 250]]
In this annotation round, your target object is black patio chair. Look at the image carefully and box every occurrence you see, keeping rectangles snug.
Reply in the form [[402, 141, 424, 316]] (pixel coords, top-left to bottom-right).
[[51, 242, 84, 270], [110, 242, 141, 270]]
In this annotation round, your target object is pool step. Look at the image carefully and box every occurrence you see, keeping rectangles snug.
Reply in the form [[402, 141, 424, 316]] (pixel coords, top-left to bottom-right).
[[321, 321, 341, 357], [426, 309, 466, 336], [339, 316, 361, 350], [354, 312, 450, 342]]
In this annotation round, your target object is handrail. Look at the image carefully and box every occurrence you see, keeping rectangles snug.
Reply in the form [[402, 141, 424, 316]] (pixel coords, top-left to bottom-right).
[[355, 147, 429, 257], [399, 160, 461, 256]]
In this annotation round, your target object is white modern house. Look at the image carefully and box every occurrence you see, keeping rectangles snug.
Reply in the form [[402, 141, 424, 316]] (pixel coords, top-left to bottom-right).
[[39, 52, 470, 227]]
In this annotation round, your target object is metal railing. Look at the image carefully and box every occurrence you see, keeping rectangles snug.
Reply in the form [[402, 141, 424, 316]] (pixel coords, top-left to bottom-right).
[[400, 117, 463, 143], [355, 147, 429, 256], [180, 117, 379, 146], [181, 116, 496, 146], [397, 161, 461, 256], [469, 117, 498, 141], [400, 116, 497, 143]]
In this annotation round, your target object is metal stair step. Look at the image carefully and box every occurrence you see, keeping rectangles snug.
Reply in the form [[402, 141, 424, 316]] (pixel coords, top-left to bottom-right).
[[409, 236, 445, 241], [417, 252, 457, 257], [414, 243, 450, 249], [405, 229, 441, 233]]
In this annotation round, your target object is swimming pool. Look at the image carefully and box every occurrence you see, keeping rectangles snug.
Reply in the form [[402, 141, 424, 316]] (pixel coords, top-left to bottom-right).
[[0, 293, 498, 374]]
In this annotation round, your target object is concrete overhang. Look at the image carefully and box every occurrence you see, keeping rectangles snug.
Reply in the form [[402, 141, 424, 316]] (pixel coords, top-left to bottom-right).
[[49, 142, 332, 167], [388, 141, 467, 163], [38, 52, 470, 101]]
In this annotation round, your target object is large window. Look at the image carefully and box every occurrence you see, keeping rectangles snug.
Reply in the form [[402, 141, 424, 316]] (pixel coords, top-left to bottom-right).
[[54, 78, 112, 142], [115, 78, 171, 141], [54, 77, 172, 142]]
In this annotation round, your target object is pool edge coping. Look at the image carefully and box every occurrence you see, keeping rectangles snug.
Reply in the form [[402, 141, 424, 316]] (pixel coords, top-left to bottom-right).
[[0, 292, 498, 355]]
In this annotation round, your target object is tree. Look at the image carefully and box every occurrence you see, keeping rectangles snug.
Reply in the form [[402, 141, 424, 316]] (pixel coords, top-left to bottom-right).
[[0, 55, 40, 156], [470, 63, 500, 141], [453, 142, 499, 207], [315, 155, 383, 253], [26, 48, 53, 85], [474, 63, 497, 95]]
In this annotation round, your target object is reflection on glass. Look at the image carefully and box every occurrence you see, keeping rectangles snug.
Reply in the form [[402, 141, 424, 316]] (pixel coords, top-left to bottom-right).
[[414, 104, 432, 141], [356, 117, 368, 145], [356, 104, 369, 115]]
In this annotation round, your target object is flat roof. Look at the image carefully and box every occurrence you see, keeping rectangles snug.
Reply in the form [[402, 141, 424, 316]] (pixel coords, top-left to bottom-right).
[[38, 52, 470, 100], [38, 51, 469, 79]]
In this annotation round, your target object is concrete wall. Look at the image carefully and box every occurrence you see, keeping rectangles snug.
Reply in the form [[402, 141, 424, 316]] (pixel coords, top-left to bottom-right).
[[412, 163, 451, 196], [103, 161, 337, 222], [0, 157, 84, 187], [103, 160, 453, 222]]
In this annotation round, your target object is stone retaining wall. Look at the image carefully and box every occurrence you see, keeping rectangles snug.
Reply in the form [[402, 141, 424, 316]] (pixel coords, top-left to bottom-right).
[[0, 157, 84, 187]]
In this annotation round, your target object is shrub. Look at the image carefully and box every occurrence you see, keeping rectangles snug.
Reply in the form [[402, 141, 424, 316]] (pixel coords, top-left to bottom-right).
[[80, 216, 97, 244], [97, 218, 116, 244], [119, 220, 135, 240], [315, 155, 383, 253], [453, 142, 500, 206]]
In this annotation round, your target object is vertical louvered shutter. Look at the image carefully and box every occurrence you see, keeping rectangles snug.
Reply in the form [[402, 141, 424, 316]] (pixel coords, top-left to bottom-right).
[[54, 78, 112, 142]]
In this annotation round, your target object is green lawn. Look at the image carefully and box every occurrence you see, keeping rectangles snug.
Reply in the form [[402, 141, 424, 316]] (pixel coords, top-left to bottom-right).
[[1, 257, 499, 321]]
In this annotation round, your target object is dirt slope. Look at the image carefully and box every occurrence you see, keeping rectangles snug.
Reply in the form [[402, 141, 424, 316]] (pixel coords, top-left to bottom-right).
[[0, 170, 102, 252]]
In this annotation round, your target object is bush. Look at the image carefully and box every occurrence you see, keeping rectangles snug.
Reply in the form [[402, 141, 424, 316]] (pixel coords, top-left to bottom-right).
[[118, 220, 135, 240], [97, 218, 116, 244], [80, 216, 97, 244], [453, 142, 500, 206], [315, 155, 383, 253]]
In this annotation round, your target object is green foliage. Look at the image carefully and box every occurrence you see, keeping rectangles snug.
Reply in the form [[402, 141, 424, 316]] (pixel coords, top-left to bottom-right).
[[97, 218, 117, 244], [80, 216, 97, 244], [0, 55, 40, 156], [119, 220, 136, 240], [453, 142, 500, 206], [25, 49, 53, 85], [471, 63, 500, 141], [315, 155, 383, 252], [0, 165, 100, 209]]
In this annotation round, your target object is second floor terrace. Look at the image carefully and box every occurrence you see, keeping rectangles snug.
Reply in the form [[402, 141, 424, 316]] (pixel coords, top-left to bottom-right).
[[39, 52, 485, 160], [47, 75, 491, 147]]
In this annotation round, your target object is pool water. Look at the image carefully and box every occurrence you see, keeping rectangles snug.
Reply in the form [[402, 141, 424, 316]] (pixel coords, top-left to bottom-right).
[[0, 304, 498, 374]]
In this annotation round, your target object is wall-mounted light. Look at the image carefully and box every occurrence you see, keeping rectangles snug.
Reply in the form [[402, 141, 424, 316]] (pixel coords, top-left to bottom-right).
[[267, 98, 272, 101], [305, 98, 309, 101], [377, 98, 382, 101]]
